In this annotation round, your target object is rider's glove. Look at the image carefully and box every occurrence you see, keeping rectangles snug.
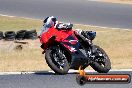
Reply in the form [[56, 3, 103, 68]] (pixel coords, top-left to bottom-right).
[[55, 23, 73, 30]]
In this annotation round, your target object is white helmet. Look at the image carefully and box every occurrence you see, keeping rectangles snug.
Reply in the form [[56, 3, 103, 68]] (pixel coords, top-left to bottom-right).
[[43, 16, 57, 26]]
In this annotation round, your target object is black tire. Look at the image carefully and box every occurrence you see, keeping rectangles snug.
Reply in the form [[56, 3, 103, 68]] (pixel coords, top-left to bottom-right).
[[45, 46, 70, 75], [16, 30, 27, 40], [0, 31, 4, 40], [90, 45, 111, 73], [4, 31, 16, 41], [24, 29, 37, 39]]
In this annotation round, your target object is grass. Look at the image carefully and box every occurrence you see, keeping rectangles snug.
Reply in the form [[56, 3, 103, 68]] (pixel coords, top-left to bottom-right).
[[0, 16, 42, 32], [0, 16, 132, 72]]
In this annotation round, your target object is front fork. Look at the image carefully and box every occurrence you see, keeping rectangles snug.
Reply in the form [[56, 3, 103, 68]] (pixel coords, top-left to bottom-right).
[[85, 44, 104, 65], [87, 45, 105, 63]]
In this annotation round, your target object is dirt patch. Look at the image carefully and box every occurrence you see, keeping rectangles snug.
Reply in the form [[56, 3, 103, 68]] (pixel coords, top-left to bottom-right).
[[0, 39, 50, 72], [0, 40, 28, 52]]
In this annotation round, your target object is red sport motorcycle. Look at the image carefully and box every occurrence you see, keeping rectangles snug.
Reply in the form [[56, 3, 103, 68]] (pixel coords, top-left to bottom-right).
[[40, 25, 111, 74]]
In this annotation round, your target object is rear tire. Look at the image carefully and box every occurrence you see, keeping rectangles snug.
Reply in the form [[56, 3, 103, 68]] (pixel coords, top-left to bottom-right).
[[45, 46, 70, 75], [90, 45, 111, 73]]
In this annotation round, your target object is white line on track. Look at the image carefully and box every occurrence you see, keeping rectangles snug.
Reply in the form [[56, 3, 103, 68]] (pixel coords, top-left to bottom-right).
[[0, 14, 41, 21]]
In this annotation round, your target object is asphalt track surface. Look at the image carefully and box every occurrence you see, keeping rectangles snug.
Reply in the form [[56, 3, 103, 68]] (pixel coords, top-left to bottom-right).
[[0, 0, 132, 29], [0, 71, 132, 88]]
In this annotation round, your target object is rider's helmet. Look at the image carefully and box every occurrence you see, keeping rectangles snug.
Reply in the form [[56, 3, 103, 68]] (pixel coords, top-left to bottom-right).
[[43, 16, 57, 27]]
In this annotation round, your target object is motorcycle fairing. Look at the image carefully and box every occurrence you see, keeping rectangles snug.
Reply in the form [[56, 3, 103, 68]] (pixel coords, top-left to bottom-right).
[[61, 35, 88, 69], [62, 35, 80, 52], [40, 27, 74, 49], [40, 27, 88, 69]]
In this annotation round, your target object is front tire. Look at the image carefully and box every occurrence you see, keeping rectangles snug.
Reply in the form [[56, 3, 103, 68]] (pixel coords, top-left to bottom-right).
[[45, 46, 70, 75], [90, 45, 111, 73]]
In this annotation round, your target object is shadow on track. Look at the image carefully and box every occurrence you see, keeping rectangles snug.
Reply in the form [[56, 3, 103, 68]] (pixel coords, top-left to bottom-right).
[[34, 70, 132, 75], [34, 71, 79, 75]]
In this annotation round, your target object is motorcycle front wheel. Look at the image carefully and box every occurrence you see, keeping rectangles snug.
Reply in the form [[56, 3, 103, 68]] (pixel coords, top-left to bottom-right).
[[90, 45, 111, 73], [45, 46, 70, 75]]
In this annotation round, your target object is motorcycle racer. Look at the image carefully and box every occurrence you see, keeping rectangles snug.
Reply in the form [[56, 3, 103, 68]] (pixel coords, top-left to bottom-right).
[[39, 16, 111, 74]]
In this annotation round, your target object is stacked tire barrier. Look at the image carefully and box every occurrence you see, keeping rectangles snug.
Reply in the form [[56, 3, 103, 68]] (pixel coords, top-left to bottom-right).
[[16, 30, 27, 40], [0, 29, 38, 41], [24, 30, 37, 39], [5, 31, 16, 41]]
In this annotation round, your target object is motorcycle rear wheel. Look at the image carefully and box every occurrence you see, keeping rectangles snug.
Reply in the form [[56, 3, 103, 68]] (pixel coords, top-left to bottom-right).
[[45, 46, 70, 75], [90, 45, 111, 73]]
